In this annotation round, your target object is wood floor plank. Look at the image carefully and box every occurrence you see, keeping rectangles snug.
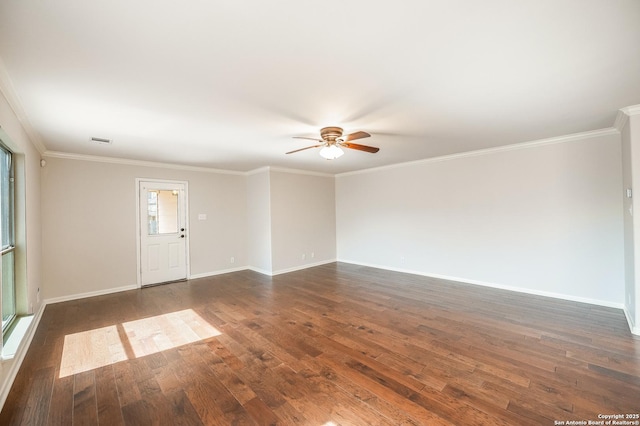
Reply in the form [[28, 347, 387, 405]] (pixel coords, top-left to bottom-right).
[[72, 370, 97, 424], [313, 347, 452, 424], [46, 374, 73, 426], [243, 396, 280, 426], [232, 352, 289, 410], [17, 367, 55, 425], [95, 365, 125, 426], [179, 343, 254, 425], [303, 356, 433, 426], [199, 340, 258, 405], [1, 262, 638, 425], [0, 369, 31, 425], [165, 389, 205, 426], [113, 358, 142, 408]]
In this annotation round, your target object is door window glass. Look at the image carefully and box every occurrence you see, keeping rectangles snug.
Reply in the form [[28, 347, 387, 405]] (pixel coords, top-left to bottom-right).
[[147, 190, 179, 235]]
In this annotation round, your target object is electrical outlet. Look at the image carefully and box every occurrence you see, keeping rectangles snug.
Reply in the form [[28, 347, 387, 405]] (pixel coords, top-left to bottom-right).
[[301, 253, 306, 260], [230, 257, 235, 264], [311, 252, 315, 259]]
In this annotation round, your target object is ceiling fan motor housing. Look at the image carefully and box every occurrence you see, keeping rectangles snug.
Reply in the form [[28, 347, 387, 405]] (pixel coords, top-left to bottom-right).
[[320, 126, 343, 143]]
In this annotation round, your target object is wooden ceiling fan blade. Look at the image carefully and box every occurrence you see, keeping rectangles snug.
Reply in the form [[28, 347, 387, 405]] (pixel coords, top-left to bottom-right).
[[343, 131, 371, 142], [341, 142, 380, 153], [286, 144, 324, 154]]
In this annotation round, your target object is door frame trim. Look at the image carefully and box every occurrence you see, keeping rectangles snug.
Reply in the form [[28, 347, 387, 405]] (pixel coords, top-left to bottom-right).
[[135, 178, 190, 288]]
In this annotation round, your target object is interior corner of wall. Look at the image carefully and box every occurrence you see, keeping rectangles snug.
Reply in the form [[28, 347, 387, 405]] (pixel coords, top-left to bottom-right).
[[623, 305, 638, 335]]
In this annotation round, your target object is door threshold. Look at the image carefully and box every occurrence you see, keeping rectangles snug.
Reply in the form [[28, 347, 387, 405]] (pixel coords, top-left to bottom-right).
[[142, 278, 187, 288]]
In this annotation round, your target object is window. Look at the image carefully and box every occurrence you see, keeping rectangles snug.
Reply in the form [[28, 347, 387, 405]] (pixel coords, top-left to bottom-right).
[[0, 144, 15, 334], [147, 190, 179, 235]]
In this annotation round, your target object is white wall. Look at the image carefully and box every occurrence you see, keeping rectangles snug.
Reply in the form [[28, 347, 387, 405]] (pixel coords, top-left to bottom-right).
[[633, 115, 640, 332], [0, 86, 43, 399], [246, 170, 272, 274], [270, 170, 336, 273], [337, 132, 625, 306], [40, 160, 338, 298], [621, 116, 636, 328], [41, 156, 247, 300], [621, 111, 640, 333], [185, 170, 247, 278], [0, 92, 42, 315]]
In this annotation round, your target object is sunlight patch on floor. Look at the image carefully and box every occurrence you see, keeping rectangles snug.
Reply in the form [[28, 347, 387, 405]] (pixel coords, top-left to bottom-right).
[[122, 309, 221, 358], [59, 325, 127, 377], [59, 309, 221, 378]]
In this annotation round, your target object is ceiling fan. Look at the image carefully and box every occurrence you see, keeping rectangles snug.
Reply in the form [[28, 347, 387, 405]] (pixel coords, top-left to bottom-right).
[[287, 126, 379, 160]]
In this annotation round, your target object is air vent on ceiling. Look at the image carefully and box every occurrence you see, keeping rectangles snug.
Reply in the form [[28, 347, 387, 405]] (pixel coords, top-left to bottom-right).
[[90, 137, 113, 145]]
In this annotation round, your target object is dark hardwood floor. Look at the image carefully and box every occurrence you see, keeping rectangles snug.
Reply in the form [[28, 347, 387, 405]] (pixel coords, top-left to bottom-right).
[[1, 262, 639, 425]]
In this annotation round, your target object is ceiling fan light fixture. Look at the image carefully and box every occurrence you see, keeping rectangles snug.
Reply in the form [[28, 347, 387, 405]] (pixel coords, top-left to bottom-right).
[[287, 127, 376, 158], [319, 145, 344, 160]]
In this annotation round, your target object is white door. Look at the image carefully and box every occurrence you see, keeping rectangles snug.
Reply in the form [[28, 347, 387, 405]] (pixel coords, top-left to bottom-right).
[[139, 180, 188, 286]]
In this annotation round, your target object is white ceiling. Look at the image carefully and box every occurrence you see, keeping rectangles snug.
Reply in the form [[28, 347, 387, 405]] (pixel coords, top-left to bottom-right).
[[1, 1, 639, 174]]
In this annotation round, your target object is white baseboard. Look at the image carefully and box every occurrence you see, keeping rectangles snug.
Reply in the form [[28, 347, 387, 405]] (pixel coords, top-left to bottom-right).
[[247, 266, 273, 276], [271, 259, 337, 276], [43, 284, 139, 305], [0, 302, 46, 410], [623, 307, 640, 336], [42, 261, 337, 308], [247, 259, 337, 277], [189, 266, 249, 280], [338, 259, 626, 310]]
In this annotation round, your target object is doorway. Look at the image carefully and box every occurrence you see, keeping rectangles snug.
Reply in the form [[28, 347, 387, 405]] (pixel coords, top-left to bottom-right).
[[137, 179, 188, 287]]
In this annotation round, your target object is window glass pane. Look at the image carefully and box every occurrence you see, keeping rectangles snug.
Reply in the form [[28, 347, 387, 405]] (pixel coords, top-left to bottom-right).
[[147, 191, 158, 235], [0, 147, 11, 250], [0, 143, 15, 333], [2, 251, 15, 329], [147, 190, 178, 235]]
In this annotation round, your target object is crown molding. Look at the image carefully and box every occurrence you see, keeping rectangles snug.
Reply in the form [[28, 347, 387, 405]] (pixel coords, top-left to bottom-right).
[[0, 57, 47, 154], [245, 166, 270, 176], [42, 151, 335, 178], [614, 110, 629, 131], [337, 127, 619, 178], [268, 166, 334, 178], [620, 104, 640, 116], [615, 104, 640, 131], [43, 151, 246, 175], [245, 165, 333, 178]]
